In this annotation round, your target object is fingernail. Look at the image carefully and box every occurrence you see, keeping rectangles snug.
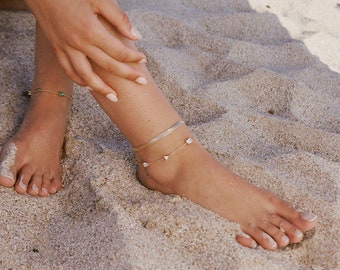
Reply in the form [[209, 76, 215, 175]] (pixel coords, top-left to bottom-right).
[[263, 233, 277, 249], [106, 93, 118, 103], [135, 77, 148, 85], [131, 26, 142, 39], [281, 235, 290, 245], [138, 58, 147, 64], [294, 229, 304, 238], [301, 212, 317, 222], [32, 184, 39, 194]]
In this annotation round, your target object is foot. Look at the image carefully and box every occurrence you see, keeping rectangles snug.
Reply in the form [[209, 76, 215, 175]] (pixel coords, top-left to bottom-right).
[[135, 126, 318, 251], [0, 89, 72, 196]]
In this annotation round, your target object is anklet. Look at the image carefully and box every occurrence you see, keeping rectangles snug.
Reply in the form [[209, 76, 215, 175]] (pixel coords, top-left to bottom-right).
[[136, 137, 193, 168], [133, 120, 185, 152], [25, 87, 73, 101]]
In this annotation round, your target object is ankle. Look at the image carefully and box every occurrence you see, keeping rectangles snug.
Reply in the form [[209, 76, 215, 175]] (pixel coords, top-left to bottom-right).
[[134, 123, 197, 194]]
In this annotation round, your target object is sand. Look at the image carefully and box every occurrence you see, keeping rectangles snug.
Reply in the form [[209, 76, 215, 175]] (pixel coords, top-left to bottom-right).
[[0, 0, 339, 269]]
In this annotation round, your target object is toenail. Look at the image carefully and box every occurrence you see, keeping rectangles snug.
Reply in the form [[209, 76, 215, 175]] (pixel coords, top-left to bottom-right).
[[50, 187, 57, 194], [32, 184, 39, 194], [294, 229, 304, 238], [262, 233, 277, 249], [18, 177, 26, 191], [251, 240, 257, 249], [281, 235, 290, 245], [300, 212, 317, 222], [41, 187, 49, 195], [279, 226, 285, 233]]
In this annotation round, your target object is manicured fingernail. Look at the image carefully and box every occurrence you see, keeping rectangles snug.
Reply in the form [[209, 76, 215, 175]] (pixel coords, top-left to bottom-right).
[[263, 233, 277, 249], [138, 58, 147, 64], [281, 235, 290, 245], [301, 212, 317, 222], [131, 26, 142, 39], [135, 77, 148, 85], [106, 93, 118, 103], [32, 184, 39, 194], [294, 229, 304, 238]]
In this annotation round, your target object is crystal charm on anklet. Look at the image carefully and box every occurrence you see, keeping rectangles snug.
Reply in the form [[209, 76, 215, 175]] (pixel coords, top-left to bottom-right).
[[138, 137, 193, 168]]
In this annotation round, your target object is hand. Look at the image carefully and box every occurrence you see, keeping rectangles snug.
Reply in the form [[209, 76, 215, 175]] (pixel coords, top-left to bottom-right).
[[24, 0, 147, 100]]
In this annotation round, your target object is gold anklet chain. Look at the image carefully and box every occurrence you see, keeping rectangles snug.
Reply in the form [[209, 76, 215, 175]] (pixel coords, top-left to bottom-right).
[[136, 137, 193, 168], [133, 120, 185, 152], [25, 87, 73, 101]]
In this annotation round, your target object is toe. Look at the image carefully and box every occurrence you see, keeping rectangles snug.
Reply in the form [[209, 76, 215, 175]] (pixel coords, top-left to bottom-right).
[[39, 173, 51, 197], [49, 176, 62, 194], [269, 216, 304, 244], [0, 174, 16, 188], [27, 174, 42, 196], [0, 142, 17, 187], [14, 174, 30, 194], [243, 224, 278, 251], [273, 201, 318, 233], [259, 219, 290, 248], [236, 233, 257, 249]]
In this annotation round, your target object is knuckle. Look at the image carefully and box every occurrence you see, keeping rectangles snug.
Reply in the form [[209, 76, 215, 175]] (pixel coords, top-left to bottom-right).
[[120, 12, 131, 26]]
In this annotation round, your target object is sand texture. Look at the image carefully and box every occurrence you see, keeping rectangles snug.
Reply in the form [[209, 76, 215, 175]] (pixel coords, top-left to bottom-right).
[[0, 0, 339, 269]]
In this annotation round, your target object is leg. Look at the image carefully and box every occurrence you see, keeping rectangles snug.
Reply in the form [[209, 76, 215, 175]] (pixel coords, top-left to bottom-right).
[[0, 23, 73, 196], [0, 0, 27, 11], [90, 21, 318, 250]]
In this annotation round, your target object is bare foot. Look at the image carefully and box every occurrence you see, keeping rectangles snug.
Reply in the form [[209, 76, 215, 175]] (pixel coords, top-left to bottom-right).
[[135, 126, 318, 250], [0, 90, 72, 196]]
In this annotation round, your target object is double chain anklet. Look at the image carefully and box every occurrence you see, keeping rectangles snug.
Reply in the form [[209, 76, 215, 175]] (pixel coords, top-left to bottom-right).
[[25, 87, 73, 101], [132, 120, 194, 168], [136, 138, 193, 168]]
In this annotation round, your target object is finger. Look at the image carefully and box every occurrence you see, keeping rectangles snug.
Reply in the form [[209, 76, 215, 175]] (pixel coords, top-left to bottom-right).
[[97, 0, 142, 41], [93, 25, 146, 63], [67, 50, 119, 101], [86, 46, 148, 85], [57, 49, 119, 102], [56, 50, 86, 86]]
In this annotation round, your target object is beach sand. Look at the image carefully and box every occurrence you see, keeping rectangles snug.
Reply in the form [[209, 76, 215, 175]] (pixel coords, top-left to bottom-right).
[[0, 0, 339, 269]]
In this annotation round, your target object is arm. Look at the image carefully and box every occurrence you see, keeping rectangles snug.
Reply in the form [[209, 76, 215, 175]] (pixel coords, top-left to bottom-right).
[[24, 0, 147, 97]]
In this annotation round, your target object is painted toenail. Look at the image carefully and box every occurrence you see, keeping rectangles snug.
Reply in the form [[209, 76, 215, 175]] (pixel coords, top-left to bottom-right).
[[41, 187, 49, 195], [251, 240, 257, 249], [32, 184, 39, 194], [300, 212, 317, 222], [281, 235, 290, 245], [279, 225, 285, 233], [50, 187, 57, 194], [262, 233, 277, 249], [294, 229, 304, 238], [18, 176, 26, 191]]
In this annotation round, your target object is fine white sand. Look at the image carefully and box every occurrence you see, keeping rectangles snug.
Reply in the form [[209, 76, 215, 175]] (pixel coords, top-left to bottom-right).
[[0, 0, 339, 269]]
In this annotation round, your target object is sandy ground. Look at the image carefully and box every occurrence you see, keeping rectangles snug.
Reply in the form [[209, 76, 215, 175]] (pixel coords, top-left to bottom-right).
[[0, 0, 339, 269]]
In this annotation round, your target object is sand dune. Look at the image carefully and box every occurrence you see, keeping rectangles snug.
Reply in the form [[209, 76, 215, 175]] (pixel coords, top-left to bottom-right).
[[0, 0, 339, 269]]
